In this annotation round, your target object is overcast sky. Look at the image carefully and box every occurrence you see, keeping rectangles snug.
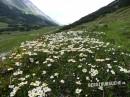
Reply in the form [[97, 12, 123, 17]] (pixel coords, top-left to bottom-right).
[[29, 0, 114, 25]]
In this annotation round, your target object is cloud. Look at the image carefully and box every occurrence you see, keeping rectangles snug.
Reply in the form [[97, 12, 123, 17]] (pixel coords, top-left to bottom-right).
[[29, 0, 114, 25]]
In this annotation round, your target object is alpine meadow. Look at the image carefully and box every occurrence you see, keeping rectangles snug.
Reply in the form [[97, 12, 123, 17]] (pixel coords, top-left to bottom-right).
[[0, 0, 130, 97]]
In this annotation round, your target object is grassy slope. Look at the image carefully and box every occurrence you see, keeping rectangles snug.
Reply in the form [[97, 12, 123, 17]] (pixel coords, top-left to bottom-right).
[[0, 27, 57, 53], [0, 22, 8, 28], [72, 6, 130, 51], [1, 30, 130, 97]]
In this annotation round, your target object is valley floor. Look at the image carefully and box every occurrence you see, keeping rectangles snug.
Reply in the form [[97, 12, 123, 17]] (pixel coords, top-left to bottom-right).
[[0, 27, 57, 56]]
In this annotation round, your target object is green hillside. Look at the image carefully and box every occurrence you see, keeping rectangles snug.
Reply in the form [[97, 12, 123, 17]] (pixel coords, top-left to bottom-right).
[[57, 0, 130, 51], [0, 0, 57, 33], [0, 22, 8, 28], [70, 6, 130, 51]]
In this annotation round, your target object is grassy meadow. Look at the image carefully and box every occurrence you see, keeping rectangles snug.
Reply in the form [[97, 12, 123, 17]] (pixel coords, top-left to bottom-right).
[[72, 6, 130, 52], [0, 30, 130, 97], [0, 27, 57, 53]]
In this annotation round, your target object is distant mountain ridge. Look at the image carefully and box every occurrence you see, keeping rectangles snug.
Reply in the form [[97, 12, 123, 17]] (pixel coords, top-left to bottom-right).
[[1, 0, 54, 21], [0, 0, 57, 32], [59, 0, 130, 31]]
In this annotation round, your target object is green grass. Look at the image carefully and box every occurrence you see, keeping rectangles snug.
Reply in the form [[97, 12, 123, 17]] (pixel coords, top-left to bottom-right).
[[0, 27, 57, 53], [72, 6, 130, 51], [0, 22, 8, 29], [0, 31, 130, 97]]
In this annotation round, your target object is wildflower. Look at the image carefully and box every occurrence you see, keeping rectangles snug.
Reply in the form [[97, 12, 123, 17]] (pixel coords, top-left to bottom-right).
[[107, 64, 112, 69], [105, 58, 110, 61], [10, 86, 19, 97], [88, 63, 91, 66], [89, 68, 98, 77], [50, 75, 54, 79], [75, 88, 82, 94], [60, 80, 65, 84], [35, 61, 39, 64], [82, 68, 87, 73], [28, 85, 51, 97], [46, 58, 54, 62], [47, 64, 52, 67], [15, 62, 22, 66], [60, 51, 64, 55], [86, 76, 90, 80], [78, 65, 82, 68], [42, 71, 47, 75], [77, 77, 80, 80], [54, 73, 59, 77], [18, 81, 28, 87], [119, 66, 130, 73], [107, 69, 109, 72], [19, 78, 25, 81], [29, 58, 34, 63], [9, 85, 14, 89], [32, 73, 36, 76], [25, 75, 30, 78], [76, 81, 82, 85], [8, 68, 14, 71], [96, 59, 105, 62], [68, 59, 76, 63], [13, 69, 23, 76], [30, 81, 41, 86], [42, 82, 48, 87], [111, 70, 115, 75], [113, 60, 117, 63]]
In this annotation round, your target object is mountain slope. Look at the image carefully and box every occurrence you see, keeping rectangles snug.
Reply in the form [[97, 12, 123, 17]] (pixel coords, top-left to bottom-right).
[[57, 0, 130, 51], [0, 0, 57, 32], [59, 0, 130, 30], [1, 0, 55, 23]]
